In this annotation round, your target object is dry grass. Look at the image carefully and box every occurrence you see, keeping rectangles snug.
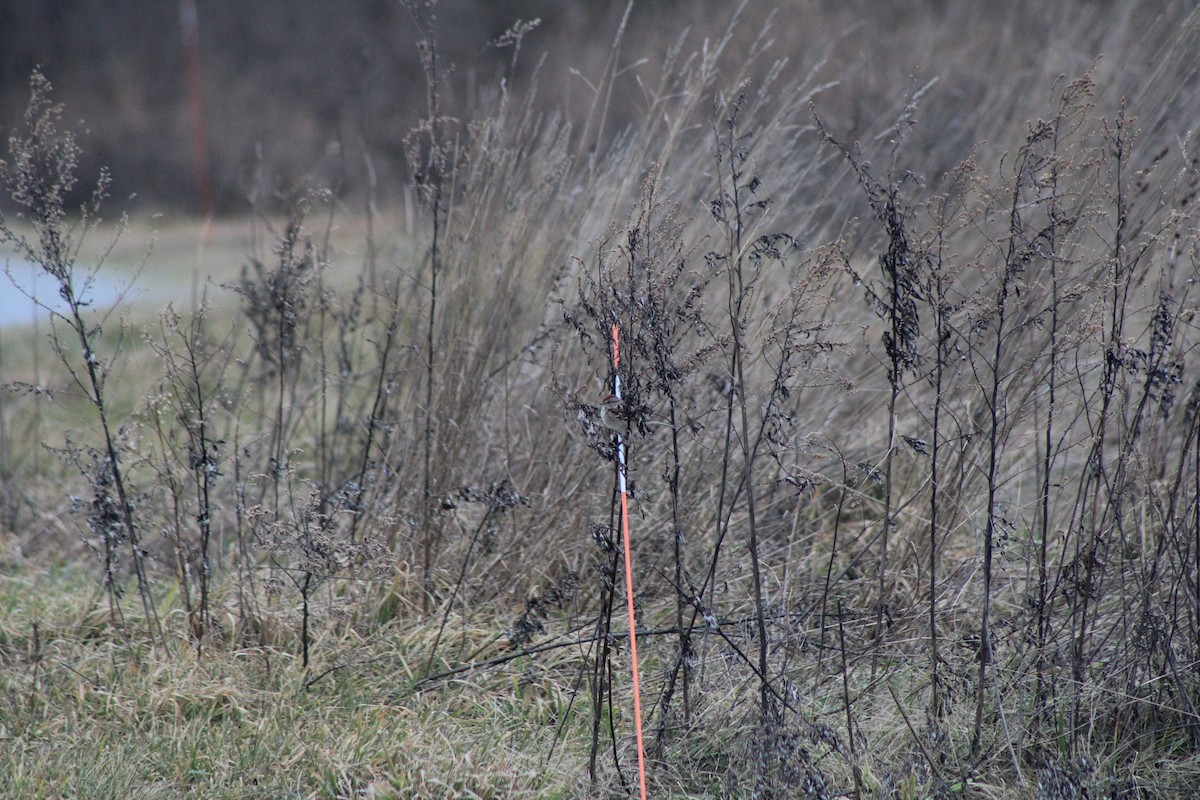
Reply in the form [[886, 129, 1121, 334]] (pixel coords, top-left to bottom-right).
[[4, 2, 1200, 797], [0, 565, 594, 799]]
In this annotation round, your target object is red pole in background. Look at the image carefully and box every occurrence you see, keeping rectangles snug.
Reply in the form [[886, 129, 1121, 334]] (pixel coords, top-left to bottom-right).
[[180, 0, 213, 217]]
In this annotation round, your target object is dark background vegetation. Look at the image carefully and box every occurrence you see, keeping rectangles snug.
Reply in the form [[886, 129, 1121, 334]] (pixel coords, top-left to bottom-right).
[[0, 0, 661, 211], [1, 0, 1183, 214]]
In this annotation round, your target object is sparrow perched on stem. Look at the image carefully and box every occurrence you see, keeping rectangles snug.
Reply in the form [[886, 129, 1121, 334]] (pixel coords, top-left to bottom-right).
[[598, 394, 675, 435], [598, 393, 635, 434]]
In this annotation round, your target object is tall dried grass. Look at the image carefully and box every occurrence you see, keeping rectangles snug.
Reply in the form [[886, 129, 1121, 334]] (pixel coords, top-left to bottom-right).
[[4, 2, 1200, 797]]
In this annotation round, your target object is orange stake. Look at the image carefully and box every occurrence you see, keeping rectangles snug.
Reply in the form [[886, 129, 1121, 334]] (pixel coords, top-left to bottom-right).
[[611, 322, 649, 800]]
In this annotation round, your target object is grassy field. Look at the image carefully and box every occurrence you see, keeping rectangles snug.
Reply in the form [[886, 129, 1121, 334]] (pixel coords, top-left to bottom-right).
[[5, 2, 1200, 798], [0, 565, 593, 798]]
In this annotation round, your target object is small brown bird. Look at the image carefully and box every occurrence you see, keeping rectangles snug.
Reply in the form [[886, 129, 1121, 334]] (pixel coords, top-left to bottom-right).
[[598, 394, 676, 434], [598, 393, 634, 434]]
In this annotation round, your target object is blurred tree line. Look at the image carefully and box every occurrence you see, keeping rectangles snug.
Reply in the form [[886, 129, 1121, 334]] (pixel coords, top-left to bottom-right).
[[0, 0, 1171, 215], [0, 0, 649, 213]]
